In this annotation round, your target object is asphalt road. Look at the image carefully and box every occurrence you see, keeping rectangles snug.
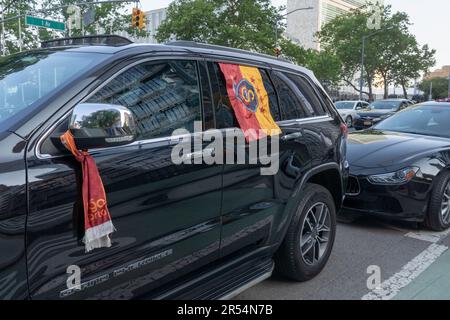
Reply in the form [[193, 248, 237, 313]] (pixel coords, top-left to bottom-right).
[[234, 213, 450, 300]]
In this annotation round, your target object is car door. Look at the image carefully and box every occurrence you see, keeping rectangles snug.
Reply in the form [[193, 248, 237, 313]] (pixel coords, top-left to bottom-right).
[[25, 58, 223, 299], [206, 60, 303, 258]]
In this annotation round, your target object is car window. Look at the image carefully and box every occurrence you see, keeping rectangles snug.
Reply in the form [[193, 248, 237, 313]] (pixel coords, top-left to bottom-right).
[[0, 51, 107, 132], [260, 69, 281, 121], [270, 71, 307, 120], [87, 60, 202, 140], [285, 73, 327, 116], [208, 62, 238, 129]]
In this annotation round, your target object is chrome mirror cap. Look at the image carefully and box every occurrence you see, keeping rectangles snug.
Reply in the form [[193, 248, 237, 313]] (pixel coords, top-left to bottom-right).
[[69, 103, 137, 150]]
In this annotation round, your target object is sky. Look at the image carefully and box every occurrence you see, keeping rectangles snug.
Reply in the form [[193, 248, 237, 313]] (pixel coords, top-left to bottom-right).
[[139, 0, 450, 70]]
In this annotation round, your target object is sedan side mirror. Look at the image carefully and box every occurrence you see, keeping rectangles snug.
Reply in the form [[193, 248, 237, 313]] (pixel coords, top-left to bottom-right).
[[68, 103, 137, 150]]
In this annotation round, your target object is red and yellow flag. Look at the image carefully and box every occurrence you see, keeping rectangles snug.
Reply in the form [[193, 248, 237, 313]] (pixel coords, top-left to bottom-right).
[[219, 63, 282, 142], [60, 131, 116, 253]]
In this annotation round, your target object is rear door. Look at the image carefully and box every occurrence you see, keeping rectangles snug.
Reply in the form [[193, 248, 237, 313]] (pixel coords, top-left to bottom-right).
[[26, 57, 223, 299], [206, 61, 292, 257]]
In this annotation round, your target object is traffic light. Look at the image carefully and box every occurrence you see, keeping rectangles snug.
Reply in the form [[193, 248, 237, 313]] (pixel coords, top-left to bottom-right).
[[139, 10, 146, 31], [274, 47, 281, 57], [132, 7, 146, 31]]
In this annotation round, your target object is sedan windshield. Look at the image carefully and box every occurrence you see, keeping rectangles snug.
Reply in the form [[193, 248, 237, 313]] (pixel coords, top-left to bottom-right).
[[335, 101, 355, 110], [374, 105, 450, 138], [0, 50, 107, 132], [369, 100, 402, 110]]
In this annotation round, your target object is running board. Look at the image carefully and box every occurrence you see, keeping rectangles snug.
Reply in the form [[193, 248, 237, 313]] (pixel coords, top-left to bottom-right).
[[155, 258, 274, 300]]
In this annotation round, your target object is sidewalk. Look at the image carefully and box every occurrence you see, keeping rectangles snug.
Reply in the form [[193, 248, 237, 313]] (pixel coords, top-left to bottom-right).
[[395, 248, 450, 300]]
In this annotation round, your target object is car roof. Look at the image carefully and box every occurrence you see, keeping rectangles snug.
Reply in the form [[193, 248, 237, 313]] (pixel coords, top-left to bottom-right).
[[416, 102, 450, 107], [40, 41, 317, 79]]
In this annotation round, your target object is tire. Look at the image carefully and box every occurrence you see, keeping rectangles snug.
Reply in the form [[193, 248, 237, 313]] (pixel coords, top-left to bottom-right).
[[345, 116, 353, 128], [275, 183, 337, 281], [424, 171, 450, 231]]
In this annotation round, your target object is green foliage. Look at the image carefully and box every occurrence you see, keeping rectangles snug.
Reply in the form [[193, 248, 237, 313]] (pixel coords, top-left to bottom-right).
[[156, 0, 283, 55], [419, 77, 449, 99], [318, 4, 436, 99], [0, 0, 141, 55]]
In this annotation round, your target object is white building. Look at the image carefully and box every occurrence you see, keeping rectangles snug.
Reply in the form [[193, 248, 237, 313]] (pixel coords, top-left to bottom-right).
[[286, 0, 384, 50], [145, 7, 168, 43]]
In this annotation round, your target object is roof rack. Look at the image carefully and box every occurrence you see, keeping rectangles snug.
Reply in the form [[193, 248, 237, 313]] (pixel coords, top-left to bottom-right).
[[166, 40, 292, 64], [41, 35, 133, 48]]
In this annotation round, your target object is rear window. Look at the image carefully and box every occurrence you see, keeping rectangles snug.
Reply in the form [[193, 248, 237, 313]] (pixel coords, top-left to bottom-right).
[[0, 50, 107, 132]]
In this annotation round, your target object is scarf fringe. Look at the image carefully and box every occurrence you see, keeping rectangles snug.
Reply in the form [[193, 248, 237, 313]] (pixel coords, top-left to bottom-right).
[[83, 220, 116, 253]]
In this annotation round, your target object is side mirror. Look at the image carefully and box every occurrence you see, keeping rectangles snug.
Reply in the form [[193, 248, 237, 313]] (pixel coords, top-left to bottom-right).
[[68, 103, 137, 150]]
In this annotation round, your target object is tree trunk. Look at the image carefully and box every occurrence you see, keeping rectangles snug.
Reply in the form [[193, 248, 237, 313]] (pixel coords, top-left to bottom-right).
[[384, 76, 389, 99], [402, 82, 408, 99]]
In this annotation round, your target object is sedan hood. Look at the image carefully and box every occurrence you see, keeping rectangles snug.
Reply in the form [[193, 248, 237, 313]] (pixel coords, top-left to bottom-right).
[[347, 130, 450, 172]]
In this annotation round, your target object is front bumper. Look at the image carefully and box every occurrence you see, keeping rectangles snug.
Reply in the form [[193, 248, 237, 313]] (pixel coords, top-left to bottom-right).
[[342, 175, 433, 221], [353, 118, 382, 130]]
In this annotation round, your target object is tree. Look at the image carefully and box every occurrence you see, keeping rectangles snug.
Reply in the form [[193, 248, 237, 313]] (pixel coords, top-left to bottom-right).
[[156, 0, 285, 55], [392, 43, 435, 98], [419, 77, 449, 100], [318, 4, 436, 100]]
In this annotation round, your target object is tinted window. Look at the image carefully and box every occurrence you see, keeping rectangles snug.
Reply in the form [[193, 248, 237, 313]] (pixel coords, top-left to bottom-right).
[[260, 69, 280, 121], [271, 71, 306, 120], [208, 62, 238, 129], [369, 100, 402, 110], [88, 60, 201, 140], [335, 101, 355, 110], [286, 74, 327, 116], [0, 51, 106, 132]]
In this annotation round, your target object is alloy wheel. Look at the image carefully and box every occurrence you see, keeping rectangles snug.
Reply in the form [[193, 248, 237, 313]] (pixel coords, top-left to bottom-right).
[[300, 202, 331, 266], [441, 182, 450, 224]]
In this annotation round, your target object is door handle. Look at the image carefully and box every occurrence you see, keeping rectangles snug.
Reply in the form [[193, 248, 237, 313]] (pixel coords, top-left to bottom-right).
[[281, 132, 302, 142], [183, 148, 215, 161]]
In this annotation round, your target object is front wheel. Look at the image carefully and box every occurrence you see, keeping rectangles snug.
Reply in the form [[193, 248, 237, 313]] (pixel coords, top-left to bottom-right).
[[345, 116, 353, 128], [275, 183, 337, 281], [424, 171, 450, 231]]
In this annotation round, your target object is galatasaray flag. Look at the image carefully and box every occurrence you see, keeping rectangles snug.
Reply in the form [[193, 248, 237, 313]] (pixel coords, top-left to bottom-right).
[[60, 131, 116, 253], [219, 63, 282, 142]]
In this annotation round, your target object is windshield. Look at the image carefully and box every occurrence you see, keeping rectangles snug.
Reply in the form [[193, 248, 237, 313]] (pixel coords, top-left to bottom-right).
[[0, 51, 107, 132], [374, 105, 450, 138], [369, 100, 402, 110], [335, 101, 355, 110]]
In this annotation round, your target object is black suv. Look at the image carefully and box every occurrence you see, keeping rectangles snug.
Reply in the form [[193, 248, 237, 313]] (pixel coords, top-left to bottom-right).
[[0, 36, 348, 299]]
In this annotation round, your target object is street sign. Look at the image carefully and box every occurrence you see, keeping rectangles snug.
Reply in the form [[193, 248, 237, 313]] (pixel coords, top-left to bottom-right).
[[25, 15, 65, 31]]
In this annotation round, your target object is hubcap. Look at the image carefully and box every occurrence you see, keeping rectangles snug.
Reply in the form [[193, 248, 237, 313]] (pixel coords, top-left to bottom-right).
[[441, 182, 450, 224], [300, 202, 331, 266], [346, 117, 352, 127]]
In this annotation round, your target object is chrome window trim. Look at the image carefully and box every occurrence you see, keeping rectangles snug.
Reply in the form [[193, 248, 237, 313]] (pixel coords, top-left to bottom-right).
[[35, 55, 203, 160]]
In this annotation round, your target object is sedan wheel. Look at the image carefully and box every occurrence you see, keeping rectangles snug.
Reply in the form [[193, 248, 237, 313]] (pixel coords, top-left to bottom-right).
[[441, 182, 450, 224], [425, 171, 450, 231], [345, 116, 353, 128]]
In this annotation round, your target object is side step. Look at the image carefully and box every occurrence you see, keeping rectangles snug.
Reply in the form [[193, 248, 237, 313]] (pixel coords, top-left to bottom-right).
[[155, 258, 274, 300]]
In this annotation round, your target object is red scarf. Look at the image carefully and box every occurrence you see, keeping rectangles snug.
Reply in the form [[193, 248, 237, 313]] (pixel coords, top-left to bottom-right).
[[60, 131, 116, 253]]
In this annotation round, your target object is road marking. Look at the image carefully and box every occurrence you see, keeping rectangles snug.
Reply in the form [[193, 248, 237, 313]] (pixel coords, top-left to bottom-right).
[[362, 243, 448, 300], [405, 229, 450, 243]]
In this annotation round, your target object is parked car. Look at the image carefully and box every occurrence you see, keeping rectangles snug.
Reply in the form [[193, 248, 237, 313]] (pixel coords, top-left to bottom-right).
[[334, 100, 369, 127], [344, 102, 450, 231], [353, 99, 414, 130], [0, 36, 348, 299]]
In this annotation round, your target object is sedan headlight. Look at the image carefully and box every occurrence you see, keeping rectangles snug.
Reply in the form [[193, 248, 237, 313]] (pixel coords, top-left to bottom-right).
[[368, 167, 419, 185]]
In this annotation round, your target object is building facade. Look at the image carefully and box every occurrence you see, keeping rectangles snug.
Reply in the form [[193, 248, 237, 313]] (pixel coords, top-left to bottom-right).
[[286, 0, 383, 50], [145, 7, 168, 43], [425, 66, 450, 80]]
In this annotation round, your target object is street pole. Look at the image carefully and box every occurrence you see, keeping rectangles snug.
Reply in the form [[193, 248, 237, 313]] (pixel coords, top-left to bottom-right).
[[429, 81, 433, 101], [448, 75, 450, 98], [359, 36, 365, 101], [18, 1, 22, 52], [0, 11, 5, 56]]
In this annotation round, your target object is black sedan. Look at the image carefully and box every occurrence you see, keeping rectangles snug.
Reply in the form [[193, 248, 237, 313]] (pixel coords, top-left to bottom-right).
[[354, 99, 413, 130], [344, 102, 450, 230]]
